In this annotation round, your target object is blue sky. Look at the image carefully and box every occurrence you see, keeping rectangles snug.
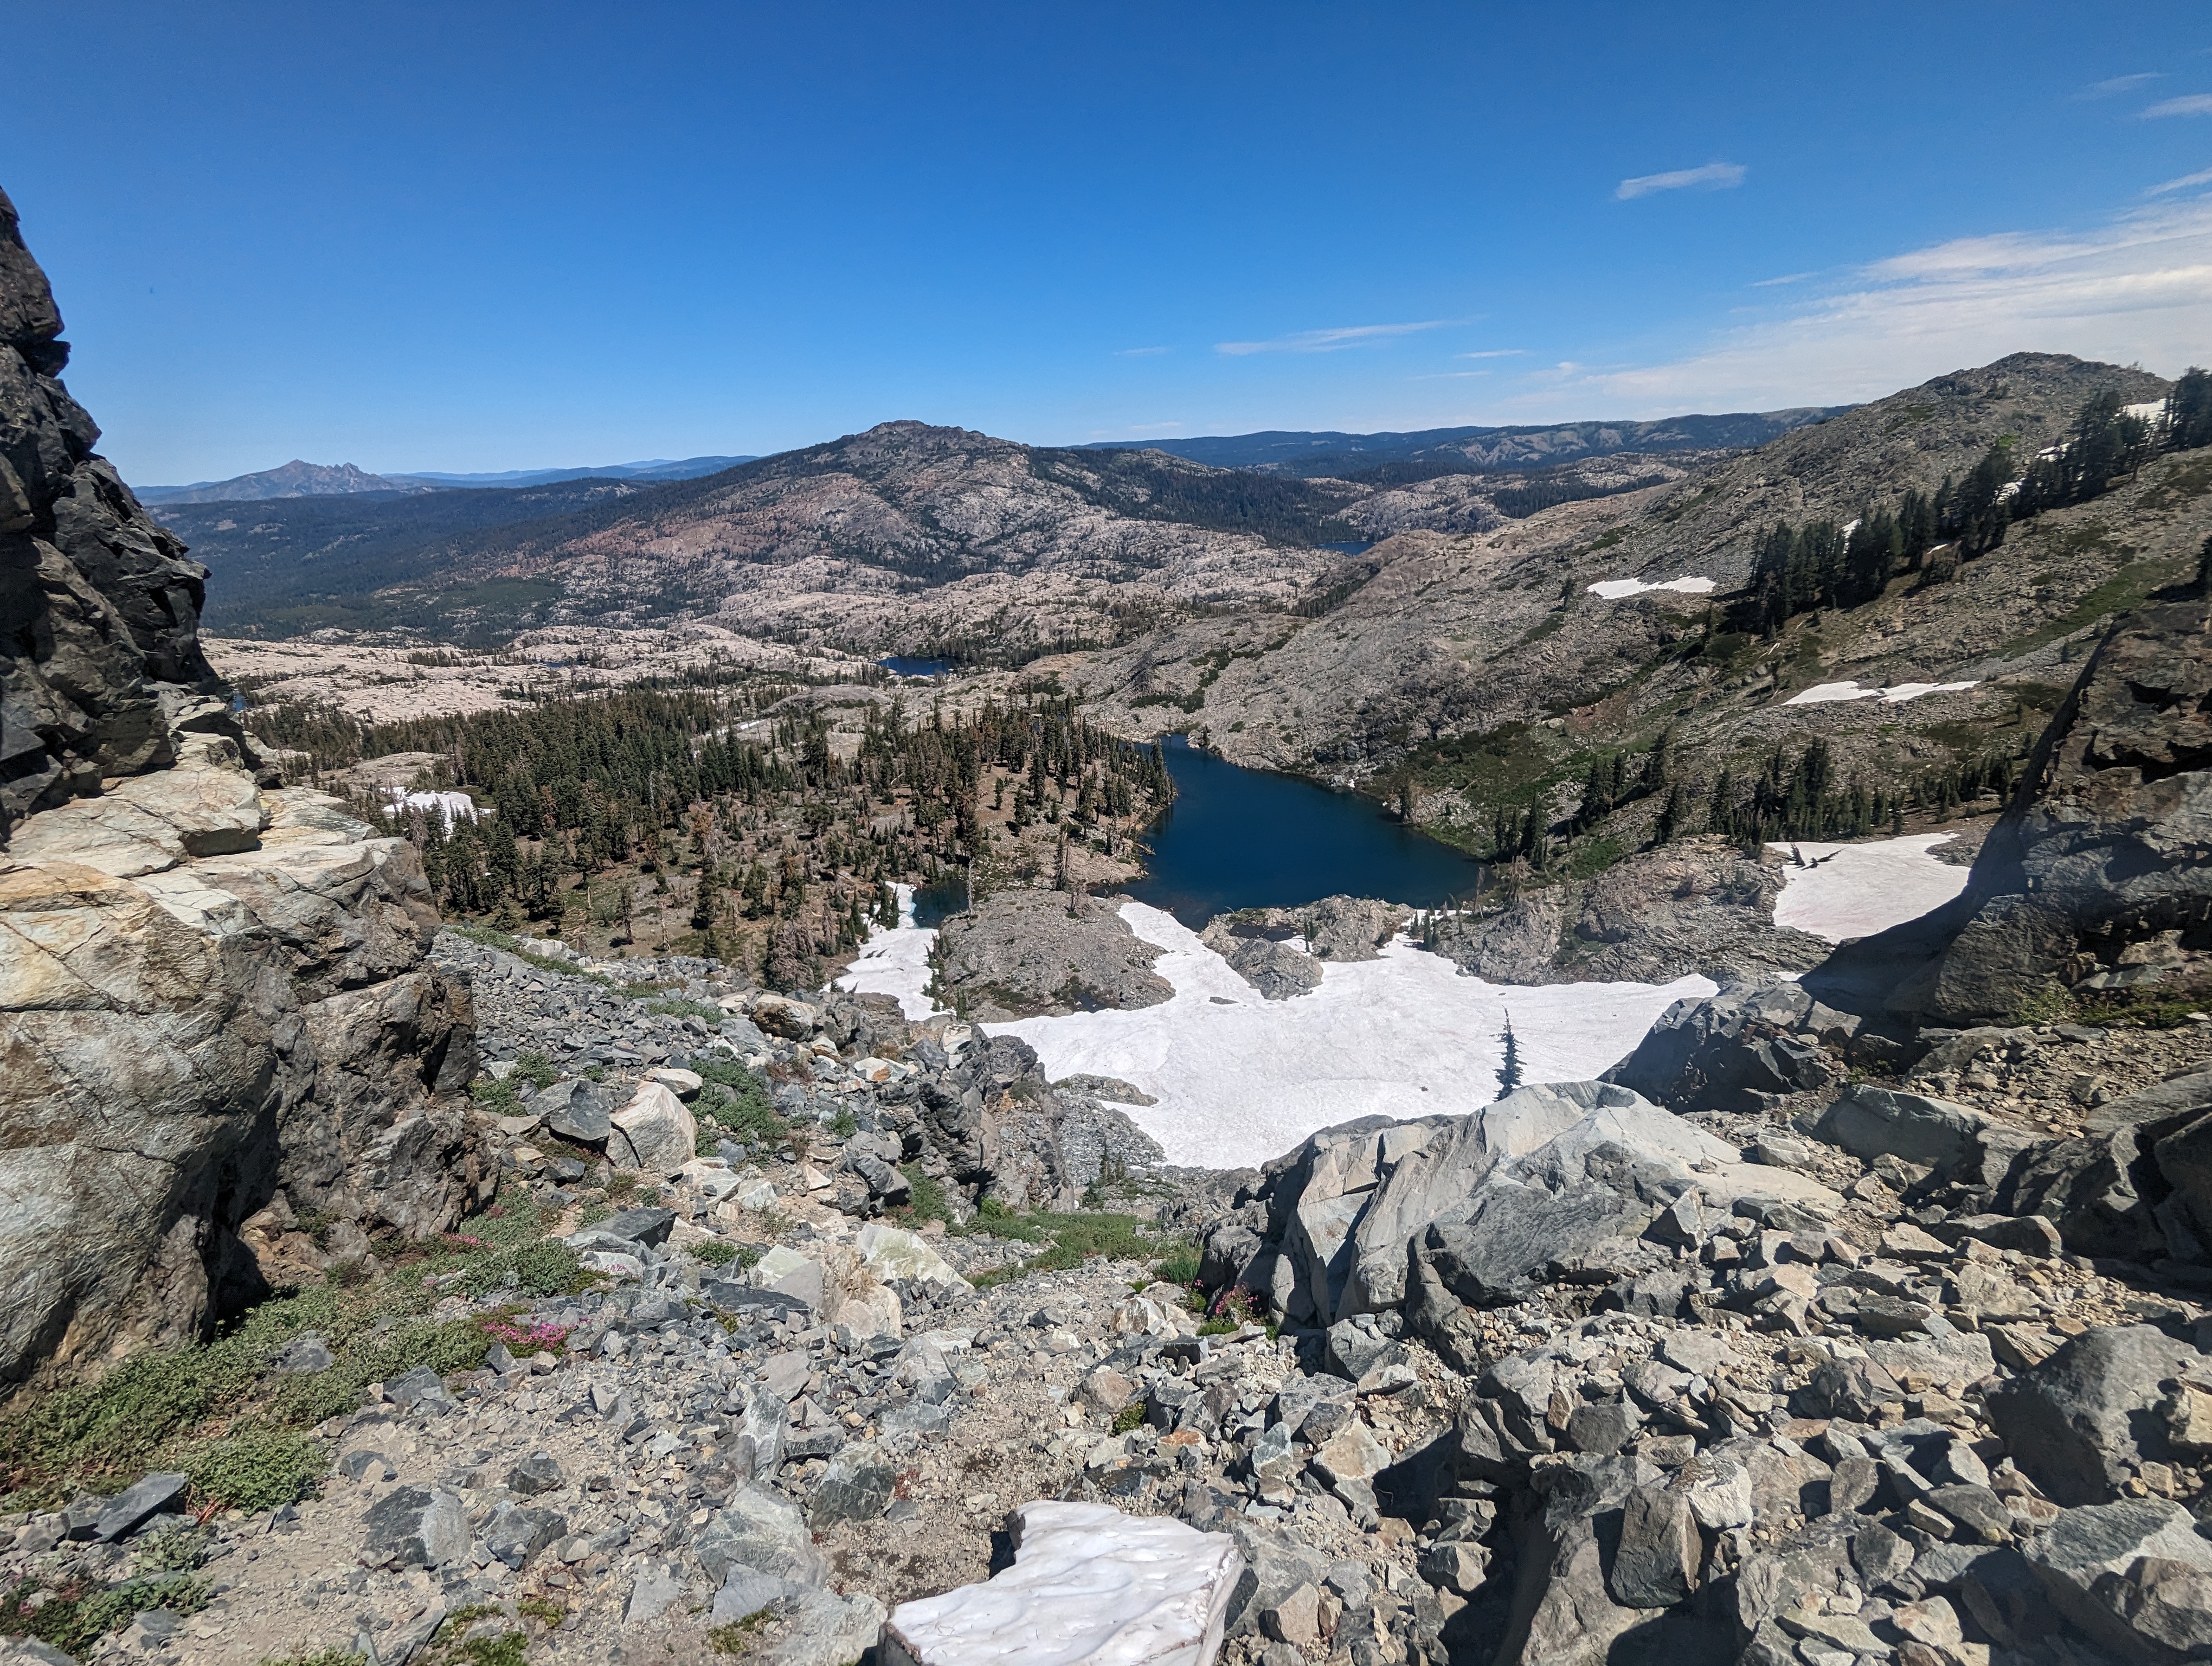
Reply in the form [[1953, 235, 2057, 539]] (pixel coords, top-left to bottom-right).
[[8, 2, 2212, 482]]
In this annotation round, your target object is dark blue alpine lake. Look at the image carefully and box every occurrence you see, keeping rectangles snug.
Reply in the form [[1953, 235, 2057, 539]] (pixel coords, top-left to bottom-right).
[[1124, 736, 1481, 927], [878, 656, 959, 679]]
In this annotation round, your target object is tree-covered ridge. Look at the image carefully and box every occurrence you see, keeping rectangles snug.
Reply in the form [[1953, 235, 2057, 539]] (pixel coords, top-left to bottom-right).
[[1026, 447, 1362, 547], [248, 686, 1171, 985], [1737, 374, 2208, 636]]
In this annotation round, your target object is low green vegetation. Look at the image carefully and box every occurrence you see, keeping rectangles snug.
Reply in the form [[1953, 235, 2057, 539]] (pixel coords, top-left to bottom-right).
[[691, 1058, 792, 1155], [0, 1199, 582, 1514], [3, 1572, 211, 1655], [965, 1201, 1195, 1288]]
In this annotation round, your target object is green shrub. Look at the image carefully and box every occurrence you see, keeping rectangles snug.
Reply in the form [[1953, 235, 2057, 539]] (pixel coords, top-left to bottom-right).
[[513, 1050, 558, 1090], [1111, 1404, 1147, 1434], [644, 996, 725, 1024], [258, 1652, 366, 1666], [468, 1077, 523, 1117], [692, 1240, 742, 1267], [897, 1165, 951, 1226], [186, 1430, 324, 1513], [691, 1060, 789, 1149]]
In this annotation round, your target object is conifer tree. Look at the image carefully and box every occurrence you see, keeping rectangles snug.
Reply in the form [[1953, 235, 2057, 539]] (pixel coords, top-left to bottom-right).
[[1495, 1012, 1523, 1098]]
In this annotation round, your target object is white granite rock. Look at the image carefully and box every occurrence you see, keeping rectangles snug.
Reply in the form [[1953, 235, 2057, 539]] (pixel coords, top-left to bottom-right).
[[883, 1500, 1243, 1666]]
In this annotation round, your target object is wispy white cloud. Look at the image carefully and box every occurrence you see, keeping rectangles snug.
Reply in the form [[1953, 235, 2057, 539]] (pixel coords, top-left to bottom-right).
[[1616, 161, 1745, 201], [1085, 420, 1185, 439], [1456, 348, 1525, 358], [1114, 346, 1170, 357], [1413, 370, 1493, 380], [2081, 72, 2162, 97], [2146, 93, 2212, 118], [2149, 167, 2212, 196], [1752, 271, 1814, 287], [1214, 320, 1450, 356], [1489, 196, 2212, 419]]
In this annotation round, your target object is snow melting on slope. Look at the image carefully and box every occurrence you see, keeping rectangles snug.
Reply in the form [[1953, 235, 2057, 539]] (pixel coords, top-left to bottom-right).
[[1769, 833, 1970, 944], [1587, 575, 1716, 600], [1786, 679, 1978, 706], [986, 902, 1713, 1169], [386, 790, 478, 830], [832, 883, 944, 1020]]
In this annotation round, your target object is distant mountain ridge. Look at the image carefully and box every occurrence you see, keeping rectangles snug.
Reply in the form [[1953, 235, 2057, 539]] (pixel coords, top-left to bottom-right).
[[137, 459, 426, 504], [1088, 408, 1848, 478], [139, 453, 755, 504]]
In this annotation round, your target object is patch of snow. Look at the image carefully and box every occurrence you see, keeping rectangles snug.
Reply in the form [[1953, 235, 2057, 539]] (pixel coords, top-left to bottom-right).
[[1587, 575, 1716, 600], [1769, 833, 1969, 944], [387, 790, 478, 830], [987, 902, 1714, 1169], [1785, 679, 1977, 706], [884, 1500, 1242, 1666], [833, 883, 944, 1020], [2125, 400, 2167, 422]]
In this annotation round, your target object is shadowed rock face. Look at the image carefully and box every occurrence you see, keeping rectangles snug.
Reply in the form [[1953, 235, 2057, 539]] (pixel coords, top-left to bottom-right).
[[0, 189, 482, 1389], [1918, 596, 2211, 1025], [0, 185, 213, 835]]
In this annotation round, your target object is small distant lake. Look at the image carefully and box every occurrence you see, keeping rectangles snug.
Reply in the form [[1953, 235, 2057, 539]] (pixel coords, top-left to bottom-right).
[[879, 656, 957, 679], [1126, 736, 1482, 927]]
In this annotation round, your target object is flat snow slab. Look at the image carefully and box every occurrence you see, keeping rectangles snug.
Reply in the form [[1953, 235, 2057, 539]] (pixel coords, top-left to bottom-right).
[[883, 1501, 1243, 1666], [1587, 575, 1714, 600], [986, 902, 1713, 1168], [1769, 833, 1969, 944], [833, 882, 944, 1019], [1785, 679, 1977, 706]]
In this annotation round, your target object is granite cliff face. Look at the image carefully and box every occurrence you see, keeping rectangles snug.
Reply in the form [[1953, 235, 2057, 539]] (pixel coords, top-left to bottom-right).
[[0, 188, 481, 1389]]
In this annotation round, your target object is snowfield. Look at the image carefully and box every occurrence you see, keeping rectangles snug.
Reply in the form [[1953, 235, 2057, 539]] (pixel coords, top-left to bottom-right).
[[832, 832, 1976, 1167], [987, 902, 1714, 1169], [831, 883, 946, 1020], [1587, 575, 1716, 600], [1768, 832, 1970, 944], [1786, 679, 1978, 706], [387, 789, 478, 830]]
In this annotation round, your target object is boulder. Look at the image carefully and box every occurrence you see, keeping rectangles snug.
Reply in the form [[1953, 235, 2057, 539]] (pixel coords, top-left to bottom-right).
[[1602, 981, 1840, 1113], [93, 1472, 188, 1542], [2024, 1498, 2212, 1663], [536, 1081, 613, 1146], [1609, 1484, 1700, 1608], [854, 1221, 972, 1295], [766, 1590, 889, 1666], [484, 1501, 565, 1569], [1812, 1085, 1989, 1174], [608, 1081, 697, 1177], [692, 1484, 825, 1586], [808, 1441, 896, 1528], [1984, 1325, 2200, 1507], [361, 1486, 470, 1569], [882, 1502, 1243, 1666]]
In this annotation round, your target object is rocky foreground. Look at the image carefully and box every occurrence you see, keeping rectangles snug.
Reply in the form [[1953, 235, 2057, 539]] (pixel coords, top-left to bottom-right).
[[4, 929, 2211, 1666]]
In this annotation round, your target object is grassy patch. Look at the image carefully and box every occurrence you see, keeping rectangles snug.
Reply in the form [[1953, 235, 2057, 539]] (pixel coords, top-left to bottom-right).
[[1153, 1241, 1201, 1286], [893, 1165, 953, 1227], [644, 996, 725, 1023], [969, 1204, 1175, 1286], [691, 1240, 743, 1267]]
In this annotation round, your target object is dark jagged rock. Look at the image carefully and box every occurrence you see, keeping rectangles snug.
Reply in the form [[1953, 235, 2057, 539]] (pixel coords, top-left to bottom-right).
[[0, 185, 215, 834], [1912, 598, 2212, 1026]]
